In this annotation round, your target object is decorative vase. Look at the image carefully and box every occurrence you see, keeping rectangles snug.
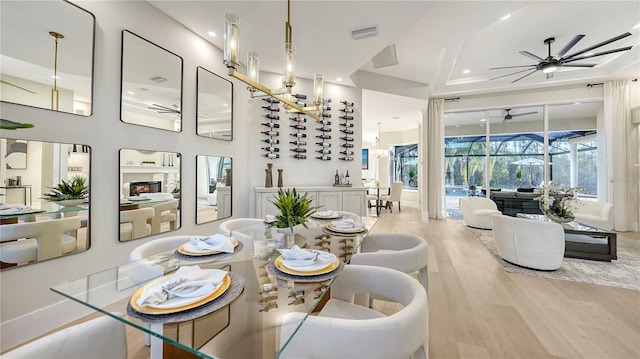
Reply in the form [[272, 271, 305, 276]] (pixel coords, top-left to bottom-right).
[[265, 163, 273, 188], [277, 169, 283, 187]]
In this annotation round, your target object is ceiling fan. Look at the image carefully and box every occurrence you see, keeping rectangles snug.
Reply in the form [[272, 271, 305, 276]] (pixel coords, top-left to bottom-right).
[[490, 32, 633, 83], [496, 109, 538, 122]]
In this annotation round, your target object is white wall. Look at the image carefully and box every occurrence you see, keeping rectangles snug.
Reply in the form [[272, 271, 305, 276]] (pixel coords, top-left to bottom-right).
[[0, 1, 364, 351]]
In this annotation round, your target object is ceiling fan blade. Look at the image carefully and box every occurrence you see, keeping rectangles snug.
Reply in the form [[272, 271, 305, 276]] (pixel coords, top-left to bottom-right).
[[512, 111, 538, 117], [511, 69, 538, 83], [489, 65, 537, 70], [556, 35, 585, 57], [546, 72, 554, 80], [560, 63, 597, 67], [519, 50, 544, 62], [562, 46, 633, 64], [489, 68, 537, 81], [562, 32, 632, 60]]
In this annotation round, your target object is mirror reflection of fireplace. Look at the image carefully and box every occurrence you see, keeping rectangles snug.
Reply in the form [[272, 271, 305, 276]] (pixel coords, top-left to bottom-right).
[[129, 181, 161, 196]]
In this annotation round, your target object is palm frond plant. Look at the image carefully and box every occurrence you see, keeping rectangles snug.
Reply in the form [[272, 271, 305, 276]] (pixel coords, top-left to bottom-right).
[[269, 188, 317, 232], [42, 175, 89, 202]]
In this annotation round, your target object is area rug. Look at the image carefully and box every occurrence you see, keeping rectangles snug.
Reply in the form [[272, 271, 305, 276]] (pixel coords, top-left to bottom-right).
[[465, 225, 640, 291]]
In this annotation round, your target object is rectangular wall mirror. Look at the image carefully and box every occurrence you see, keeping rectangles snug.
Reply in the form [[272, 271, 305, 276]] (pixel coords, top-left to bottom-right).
[[119, 149, 181, 241], [197, 67, 233, 140], [0, 138, 91, 270], [121, 30, 183, 132], [196, 155, 232, 224], [0, 0, 95, 115]]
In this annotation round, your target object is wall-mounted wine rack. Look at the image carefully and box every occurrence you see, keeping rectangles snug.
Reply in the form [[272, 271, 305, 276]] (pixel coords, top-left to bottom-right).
[[260, 98, 281, 159], [289, 94, 308, 160], [315, 98, 332, 161], [338, 100, 355, 161]]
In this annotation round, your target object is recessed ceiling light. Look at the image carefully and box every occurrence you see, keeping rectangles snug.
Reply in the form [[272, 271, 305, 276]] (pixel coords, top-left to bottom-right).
[[336, 77, 342, 82], [456, 125, 460, 128], [574, 102, 581, 105], [463, 69, 471, 74], [150, 76, 167, 83], [223, 103, 228, 106], [207, 31, 216, 37], [127, 91, 135, 95], [500, 14, 511, 21], [480, 118, 486, 122]]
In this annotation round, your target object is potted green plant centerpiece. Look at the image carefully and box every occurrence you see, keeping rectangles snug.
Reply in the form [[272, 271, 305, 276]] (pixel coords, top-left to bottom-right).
[[42, 175, 89, 207], [269, 188, 317, 233]]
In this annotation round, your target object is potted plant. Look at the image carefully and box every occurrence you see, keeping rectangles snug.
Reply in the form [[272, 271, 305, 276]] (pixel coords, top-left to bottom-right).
[[535, 183, 586, 223], [468, 184, 477, 196], [42, 175, 88, 207], [269, 188, 317, 233]]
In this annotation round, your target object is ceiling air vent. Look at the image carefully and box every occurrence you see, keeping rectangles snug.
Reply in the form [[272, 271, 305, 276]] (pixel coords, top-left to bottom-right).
[[352, 26, 377, 40]]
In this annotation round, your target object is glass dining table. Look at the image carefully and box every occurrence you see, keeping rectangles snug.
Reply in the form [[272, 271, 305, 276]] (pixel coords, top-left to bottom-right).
[[50, 214, 377, 359]]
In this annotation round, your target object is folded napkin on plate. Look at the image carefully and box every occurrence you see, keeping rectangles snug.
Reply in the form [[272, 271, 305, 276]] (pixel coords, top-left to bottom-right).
[[136, 265, 226, 307], [315, 210, 335, 217], [0, 205, 30, 215], [278, 245, 335, 267], [189, 234, 235, 253], [330, 218, 364, 229]]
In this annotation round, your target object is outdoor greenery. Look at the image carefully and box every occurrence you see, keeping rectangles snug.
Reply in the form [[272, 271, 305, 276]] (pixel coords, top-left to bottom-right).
[[42, 175, 89, 202], [269, 188, 317, 231]]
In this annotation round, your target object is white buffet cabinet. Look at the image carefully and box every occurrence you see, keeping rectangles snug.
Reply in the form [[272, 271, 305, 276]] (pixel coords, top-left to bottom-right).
[[255, 186, 368, 218]]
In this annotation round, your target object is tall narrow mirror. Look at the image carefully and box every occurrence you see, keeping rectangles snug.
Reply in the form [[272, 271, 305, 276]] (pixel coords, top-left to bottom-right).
[[196, 155, 232, 224], [119, 149, 181, 241], [0, 0, 95, 115], [121, 30, 183, 132], [197, 67, 233, 140], [0, 138, 91, 270]]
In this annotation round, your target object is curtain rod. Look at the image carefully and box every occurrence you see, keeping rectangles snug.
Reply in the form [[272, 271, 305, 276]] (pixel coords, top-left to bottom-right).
[[587, 78, 638, 88]]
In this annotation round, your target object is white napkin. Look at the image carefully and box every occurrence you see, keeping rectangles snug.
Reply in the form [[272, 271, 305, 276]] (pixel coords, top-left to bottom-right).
[[0, 205, 30, 215], [330, 218, 363, 229], [136, 265, 226, 307], [264, 214, 276, 223], [189, 234, 235, 253], [315, 210, 335, 217], [278, 245, 335, 267]]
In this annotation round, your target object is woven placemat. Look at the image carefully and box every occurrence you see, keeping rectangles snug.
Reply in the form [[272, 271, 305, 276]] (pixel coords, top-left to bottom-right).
[[266, 261, 344, 283]]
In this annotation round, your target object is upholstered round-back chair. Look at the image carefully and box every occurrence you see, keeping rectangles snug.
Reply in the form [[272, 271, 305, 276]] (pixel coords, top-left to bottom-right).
[[459, 196, 502, 229], [127, 235, 193, 285], [119, 207, 154, 241], [492, 214, 565, 270], [219, 218, 265, 260], [279, 265, 428, 359]]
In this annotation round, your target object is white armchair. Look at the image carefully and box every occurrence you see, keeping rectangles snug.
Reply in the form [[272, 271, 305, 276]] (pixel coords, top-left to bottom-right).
[[459, 196, 502, 229], [573, 200, 613, 230], [0, 217, 81, 264], [147, 199, 179, 234], [119, 207, 154, 241], [279, 265, 428, 359], [492, 214, 565, 270]]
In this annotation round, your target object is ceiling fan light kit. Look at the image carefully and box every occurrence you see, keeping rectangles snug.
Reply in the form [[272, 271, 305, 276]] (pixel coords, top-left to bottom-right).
[[490, 32, 633, 83]]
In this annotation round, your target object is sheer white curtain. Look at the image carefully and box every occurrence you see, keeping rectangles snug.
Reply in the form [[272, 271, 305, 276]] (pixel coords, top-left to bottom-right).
[[604, 80, 639, 231], [426, 99, 445, 219]]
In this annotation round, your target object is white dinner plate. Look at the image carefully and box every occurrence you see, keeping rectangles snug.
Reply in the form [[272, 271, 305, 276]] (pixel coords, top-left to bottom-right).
[[281, 251, 337, 272], [146, 270, 226, 309]]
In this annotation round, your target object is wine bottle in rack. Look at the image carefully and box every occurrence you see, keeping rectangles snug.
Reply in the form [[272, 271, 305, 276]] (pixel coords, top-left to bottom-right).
[[290, 148, 307, 153], [263, 138, 280, 144], [262, 97, 280, 104], [316, 149, 331, 154], [290, 133, 307, 138], [323, 98, 332, 104], [316, 134, 331, 140], [321, 105, 332, 111], [261, 131, 279, 136], [290, 116, 306, 122], [339, 107, 354, 113], [316, 155, 331, 161], [339, 122, 354, 127], [317, 120, 331, 125], [263, 153, 280, 159], [261, 122, 280, 128], [262, 105, 279, 112], [295, 101, 306, 107], [316, 142, 331, 147], [289, 140, 307, 146], [316, 126, 331, 132], [341, 143, 354, 148], [340, 101, 354, 106], [321, 113, 332, 118], [261, 147, 280, 152], [292, 94, 307, 99], [340, 129, 354, 134], [289, 124, 306, 130], [263, 114, 279, 120], [340, 136, 354, 141], [338, 115, 353, 120], [339, 150, 354, 156], [291, 154, 307, 160], [339, 156, 354, 161]]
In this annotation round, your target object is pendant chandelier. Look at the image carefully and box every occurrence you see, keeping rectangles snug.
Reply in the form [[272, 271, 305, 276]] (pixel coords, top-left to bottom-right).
[[223, 0, 324, 120], [371, 122, 388, 157]]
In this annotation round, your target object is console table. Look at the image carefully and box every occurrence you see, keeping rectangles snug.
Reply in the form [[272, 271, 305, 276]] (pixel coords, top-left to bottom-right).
[[255, 186, 367, 218]]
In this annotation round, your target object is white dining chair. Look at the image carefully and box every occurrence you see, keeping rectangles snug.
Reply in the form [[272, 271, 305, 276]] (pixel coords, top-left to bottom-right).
[[3, 314, 127, 359], [380, 181, 404, 212], [219, 218, 265, 260], [279, 265, 428, 359], [0, 217, 81, 264], [147, 199, 179, 234], [350, 232, 429, 293], [119, 207, 154, 241]]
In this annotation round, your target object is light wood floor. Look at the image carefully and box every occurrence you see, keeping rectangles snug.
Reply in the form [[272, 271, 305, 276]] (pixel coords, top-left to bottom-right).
[[370, 207, 640, 359]]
